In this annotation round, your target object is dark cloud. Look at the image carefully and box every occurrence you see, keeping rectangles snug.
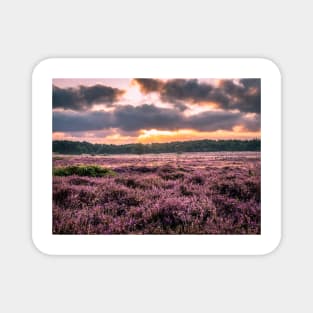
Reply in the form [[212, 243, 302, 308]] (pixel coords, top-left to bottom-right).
[[240, 79, 260, 89], [186, 111, 242, 132], [217, 79, 261, 113], [161, 79, 213, 103], [132, 79, 164, 93], [53, 110, 114, 132], [53, 103, 260, 133], [132, 78, 260, 113], [114, 104, 183, 131], [53, 84, 125, 111]]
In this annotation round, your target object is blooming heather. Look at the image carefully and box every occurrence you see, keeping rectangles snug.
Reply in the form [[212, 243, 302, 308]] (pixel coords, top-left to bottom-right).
[[53, 152, 260, 234]]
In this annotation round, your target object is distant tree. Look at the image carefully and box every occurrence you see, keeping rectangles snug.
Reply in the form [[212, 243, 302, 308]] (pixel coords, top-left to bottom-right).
[[53, 139, 261, 155]]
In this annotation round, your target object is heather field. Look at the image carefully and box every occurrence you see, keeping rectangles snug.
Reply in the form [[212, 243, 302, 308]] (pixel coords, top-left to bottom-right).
[[53, 152, 261, 234]]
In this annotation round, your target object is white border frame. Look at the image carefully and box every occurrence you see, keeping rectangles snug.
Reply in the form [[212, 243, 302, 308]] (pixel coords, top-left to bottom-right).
[[32, 58, 281, 255]]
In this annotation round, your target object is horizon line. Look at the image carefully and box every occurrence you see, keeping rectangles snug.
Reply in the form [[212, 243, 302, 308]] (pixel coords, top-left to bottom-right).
[[53, 137, 261, 146]]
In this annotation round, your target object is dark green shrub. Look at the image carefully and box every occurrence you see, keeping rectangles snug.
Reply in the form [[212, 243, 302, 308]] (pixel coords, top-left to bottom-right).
[[53, 165, 116, 177]]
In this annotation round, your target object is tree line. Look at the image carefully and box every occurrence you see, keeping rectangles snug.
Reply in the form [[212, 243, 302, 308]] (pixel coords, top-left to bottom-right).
[[53, 139, 260, 155]]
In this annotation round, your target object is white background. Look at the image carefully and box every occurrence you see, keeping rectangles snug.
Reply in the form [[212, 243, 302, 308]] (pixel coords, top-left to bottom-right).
[[0, 0, 311, 312], [33, 58, 281, 255]]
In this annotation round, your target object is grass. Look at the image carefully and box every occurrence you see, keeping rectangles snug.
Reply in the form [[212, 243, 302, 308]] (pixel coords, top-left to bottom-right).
[[53, 165, 116, 177]]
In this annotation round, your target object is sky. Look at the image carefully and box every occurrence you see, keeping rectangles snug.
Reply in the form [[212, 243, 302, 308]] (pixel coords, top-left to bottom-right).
[[52, 78, 261, 144]]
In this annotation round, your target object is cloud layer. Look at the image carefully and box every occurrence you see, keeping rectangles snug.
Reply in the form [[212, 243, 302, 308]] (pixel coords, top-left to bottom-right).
[[53, 79, 261, 143], [53, 84, 125, 111], [53, 103, 260, 133], [133, 78, 261, 113]]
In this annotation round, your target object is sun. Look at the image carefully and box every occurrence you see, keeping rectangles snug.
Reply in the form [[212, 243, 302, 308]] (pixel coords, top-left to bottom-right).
[[137, 129, 198, 143]]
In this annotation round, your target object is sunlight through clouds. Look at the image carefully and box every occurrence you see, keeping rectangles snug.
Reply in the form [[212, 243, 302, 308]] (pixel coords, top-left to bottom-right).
[[52, 78, 260, 144]]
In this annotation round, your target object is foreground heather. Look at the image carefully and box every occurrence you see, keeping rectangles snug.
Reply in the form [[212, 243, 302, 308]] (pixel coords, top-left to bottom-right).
[[53, 152, 260, 234]]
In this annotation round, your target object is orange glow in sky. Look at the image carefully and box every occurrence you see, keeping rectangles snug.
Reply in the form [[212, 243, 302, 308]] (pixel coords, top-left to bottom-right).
[[52, 78, 261, 144], [53, 128, 260, 145]]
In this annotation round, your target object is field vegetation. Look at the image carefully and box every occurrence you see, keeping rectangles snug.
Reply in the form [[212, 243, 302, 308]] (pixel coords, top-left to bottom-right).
[[53, 152, 261, 234]]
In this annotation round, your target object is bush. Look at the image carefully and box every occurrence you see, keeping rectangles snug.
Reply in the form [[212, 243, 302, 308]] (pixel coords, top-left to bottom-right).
[[53, 165, 116, 177]]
